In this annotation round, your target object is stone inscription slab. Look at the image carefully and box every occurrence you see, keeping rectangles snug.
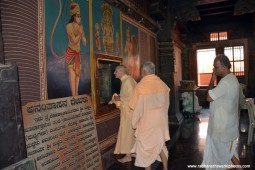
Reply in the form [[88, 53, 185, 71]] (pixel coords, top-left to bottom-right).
[[0, 63, 26, 169], [2, 157, 36, 170], [22, 95, 102, 170]]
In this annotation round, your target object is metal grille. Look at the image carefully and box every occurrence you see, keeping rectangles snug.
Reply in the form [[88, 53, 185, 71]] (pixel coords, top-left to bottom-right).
[[210, 31, 228, 41], [224, 46, 244, 76]]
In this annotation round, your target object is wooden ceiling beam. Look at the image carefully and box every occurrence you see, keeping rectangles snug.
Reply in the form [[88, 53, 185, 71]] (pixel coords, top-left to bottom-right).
[[200, 10, 233, 16], [193, 0, 236, 6], [198, 4, 233, 11]]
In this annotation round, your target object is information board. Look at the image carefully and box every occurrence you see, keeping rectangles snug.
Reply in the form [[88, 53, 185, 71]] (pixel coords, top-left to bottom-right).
[[22, 95, 102, 170]]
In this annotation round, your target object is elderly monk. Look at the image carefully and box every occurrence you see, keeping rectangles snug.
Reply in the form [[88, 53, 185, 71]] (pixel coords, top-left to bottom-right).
[[129, 61, 170, 170], [109, 65, 137, 163]]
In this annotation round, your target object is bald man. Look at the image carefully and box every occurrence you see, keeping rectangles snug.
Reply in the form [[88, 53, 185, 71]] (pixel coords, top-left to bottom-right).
[[109, 65, 137, 163], [129, 61, 170, 170], [202, 54, 242, 170]]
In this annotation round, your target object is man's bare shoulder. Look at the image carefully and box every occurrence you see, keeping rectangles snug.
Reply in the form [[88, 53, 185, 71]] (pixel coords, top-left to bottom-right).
[[66, 23, 72, 29]]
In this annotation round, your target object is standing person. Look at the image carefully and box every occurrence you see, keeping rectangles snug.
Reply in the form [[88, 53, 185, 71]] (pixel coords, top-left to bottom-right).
[[129, 61, 170, 170], [202, 54, 243, 170], [66, 0, 86, 96], [109, 65, 137, 163]]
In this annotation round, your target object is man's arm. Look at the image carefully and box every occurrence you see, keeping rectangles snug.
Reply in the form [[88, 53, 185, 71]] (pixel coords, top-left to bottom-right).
[[66, 24, 81, 45], [206, 69, 216, 102]]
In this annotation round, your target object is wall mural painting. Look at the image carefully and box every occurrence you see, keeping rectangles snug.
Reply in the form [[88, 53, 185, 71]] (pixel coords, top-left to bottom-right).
[[92, 0, 120, 56], [122, 21, 140, 81], [45, 0, 91, 99]]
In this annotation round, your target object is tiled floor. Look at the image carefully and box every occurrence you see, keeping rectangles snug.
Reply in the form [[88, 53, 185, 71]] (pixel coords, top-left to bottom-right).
[[107, 109, 255, 170]]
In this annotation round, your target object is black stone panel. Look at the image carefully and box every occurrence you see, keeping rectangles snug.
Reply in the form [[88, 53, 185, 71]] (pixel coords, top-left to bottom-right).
[[0, 63, 26, 169]]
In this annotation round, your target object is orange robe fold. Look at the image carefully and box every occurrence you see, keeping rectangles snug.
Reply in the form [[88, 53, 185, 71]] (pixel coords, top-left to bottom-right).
[[129, 74, 170, 167], [114, 75, 137, 154]]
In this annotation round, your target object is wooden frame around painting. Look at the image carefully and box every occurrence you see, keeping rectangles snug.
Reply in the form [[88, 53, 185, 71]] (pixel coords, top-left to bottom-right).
[[44, 0, 91, 99], [94, 53, 123, 115]]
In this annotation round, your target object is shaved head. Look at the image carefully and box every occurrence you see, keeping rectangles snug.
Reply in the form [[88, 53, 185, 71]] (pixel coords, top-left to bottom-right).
[[116, 65, 128, 74]]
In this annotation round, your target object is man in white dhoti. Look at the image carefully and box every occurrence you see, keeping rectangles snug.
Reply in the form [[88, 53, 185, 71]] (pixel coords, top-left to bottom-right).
[[129, 61, 170, 170], [109, 65, 137, 163], [202, 54, 243, 170]]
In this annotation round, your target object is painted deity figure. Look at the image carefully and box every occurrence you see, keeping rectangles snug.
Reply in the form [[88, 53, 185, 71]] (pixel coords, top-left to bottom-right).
[[95, 23, 101, 50], [101, 3, 114, 53], [124, 27, 139, 81], [65, 1, 86, 96], [124, 28, 133, 73]]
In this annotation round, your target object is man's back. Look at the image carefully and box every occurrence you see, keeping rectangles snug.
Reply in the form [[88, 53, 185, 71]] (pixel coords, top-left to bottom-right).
[[129, 73, 170, 168], [129, 74, 170, 147]]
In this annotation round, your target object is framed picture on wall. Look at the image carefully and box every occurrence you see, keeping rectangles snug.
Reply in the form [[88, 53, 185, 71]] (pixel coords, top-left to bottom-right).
[[122, 19, 140, 81], [94, 53, 122, 115], [92, 0, 121, 56], [45, 0, 91, 99]]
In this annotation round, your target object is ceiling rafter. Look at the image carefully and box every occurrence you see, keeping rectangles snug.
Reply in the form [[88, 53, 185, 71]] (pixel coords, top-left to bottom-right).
[[193, 0, 236, 6]]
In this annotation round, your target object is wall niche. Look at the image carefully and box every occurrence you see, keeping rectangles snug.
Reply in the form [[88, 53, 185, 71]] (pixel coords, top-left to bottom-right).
[[94, 53, 123, 115]]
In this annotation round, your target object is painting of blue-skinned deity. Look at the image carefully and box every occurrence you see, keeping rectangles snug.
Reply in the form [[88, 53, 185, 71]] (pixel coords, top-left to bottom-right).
[[92, 0, 120, 56], [45, 0, 91, 99], [122, 20, 140, 81]]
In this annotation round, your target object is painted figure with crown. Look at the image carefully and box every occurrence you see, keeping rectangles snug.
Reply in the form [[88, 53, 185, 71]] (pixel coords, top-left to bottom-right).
[[101, 3, 114, 53], [65, 0, 87, 96]]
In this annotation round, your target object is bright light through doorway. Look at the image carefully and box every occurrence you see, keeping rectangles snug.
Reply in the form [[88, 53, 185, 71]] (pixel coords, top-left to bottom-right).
[[197, 48, 216, 86]]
